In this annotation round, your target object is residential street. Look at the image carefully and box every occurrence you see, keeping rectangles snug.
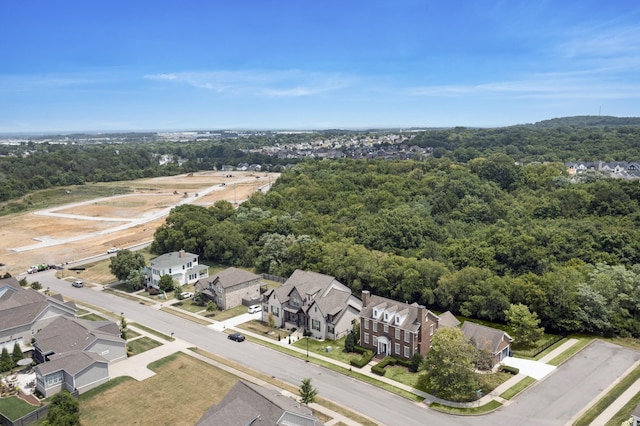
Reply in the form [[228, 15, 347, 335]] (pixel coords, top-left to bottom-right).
[[31, 271, 640, 425]]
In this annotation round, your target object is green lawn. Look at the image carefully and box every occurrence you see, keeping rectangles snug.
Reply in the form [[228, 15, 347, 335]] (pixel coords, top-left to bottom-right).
[[237, 320, 290, 341], [210, 305, 248, 321], [291, 336, 360, 364], [574, 364, 640, 426], [606, 390, 640, 426], [124, 329, 141, 340], [429, 400, 502, 415], [129, 323, 175, 342], [172, 299, 207, 314], [127, 336, 162, 355], [500, 376, 536, 400], [384, 365, 420, 388], [0, 396, 39, 420], [80, 313, 107, 321]]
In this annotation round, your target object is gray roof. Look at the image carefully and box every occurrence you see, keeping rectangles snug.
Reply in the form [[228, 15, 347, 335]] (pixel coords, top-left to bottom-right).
[[438, 311, 461, 328], [35, 350, 107, 376], [272, 270, 349, 304], [151, 250, 199, 269], [460, 322, 513, 354], [196, 381, 323, 426], [361, 294, 427, 332], [0, 282, 76, 333], [203, 267, 261, 290], [313, 288, 352, 318], [34, 316, 123, 356]]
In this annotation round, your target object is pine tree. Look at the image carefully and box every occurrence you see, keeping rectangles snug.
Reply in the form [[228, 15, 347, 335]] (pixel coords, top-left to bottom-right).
[[299, 377, 318, 405], [0, 347, 14, 372], [11, 343, 24, 364]]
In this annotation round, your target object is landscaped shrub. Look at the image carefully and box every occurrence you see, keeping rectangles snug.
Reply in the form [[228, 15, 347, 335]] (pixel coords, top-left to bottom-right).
[[350, 346, 374, 368], [372, 356, 397, 376], [500, 365, 520, 375]]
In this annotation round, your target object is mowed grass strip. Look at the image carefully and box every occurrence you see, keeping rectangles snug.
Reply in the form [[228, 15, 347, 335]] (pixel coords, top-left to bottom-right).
[[429, 400, 502, 414], [80, 353, 237, 426], [0, 396, 39, 421], [574, 364, 640, 426], [129, 323, 174, 342], [127, 336, 162, 355], [605, 390, 640, 425], [500, 376, 536, 400]]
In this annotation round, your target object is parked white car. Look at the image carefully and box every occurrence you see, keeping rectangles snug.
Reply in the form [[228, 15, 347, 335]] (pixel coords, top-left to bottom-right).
[[180, 291, 193, 299], [107, 247, 120, 254], [248, 305, 262, 314]]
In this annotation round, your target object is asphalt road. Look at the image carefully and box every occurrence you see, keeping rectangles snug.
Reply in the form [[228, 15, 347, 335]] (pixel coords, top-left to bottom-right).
[[30, 271, 640, 426]]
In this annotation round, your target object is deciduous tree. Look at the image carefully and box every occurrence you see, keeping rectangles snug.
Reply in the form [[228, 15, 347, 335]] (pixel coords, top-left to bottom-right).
[[505, 303, 544, 348], [109, 249, 146, 282]]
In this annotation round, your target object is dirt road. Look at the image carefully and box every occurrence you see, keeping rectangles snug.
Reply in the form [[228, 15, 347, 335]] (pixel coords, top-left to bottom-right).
[[0, 171, 278, 275]]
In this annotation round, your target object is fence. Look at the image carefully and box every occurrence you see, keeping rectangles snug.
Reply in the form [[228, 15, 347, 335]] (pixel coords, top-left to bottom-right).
[[513, 334, 566, 358], [261, 273, 286, 283], [0, 390, 78, 426]]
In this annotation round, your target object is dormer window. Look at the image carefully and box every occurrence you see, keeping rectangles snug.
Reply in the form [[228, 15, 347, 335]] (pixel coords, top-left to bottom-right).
[[383, 312, 388, 321], [395, 316, 400, 325], [373, 309, 378, 318]]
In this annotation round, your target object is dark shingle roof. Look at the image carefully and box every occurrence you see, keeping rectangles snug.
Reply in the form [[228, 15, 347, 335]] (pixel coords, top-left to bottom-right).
[[211, 267, 261, 289], [272, 270, 348, 304], [35, 350, 108, 376], [460, 322, 512, 354], [34, 316, 123, 355], [361, 294, 425, 332], [196, 381, 323, 426], [438, 311, 461, 328]]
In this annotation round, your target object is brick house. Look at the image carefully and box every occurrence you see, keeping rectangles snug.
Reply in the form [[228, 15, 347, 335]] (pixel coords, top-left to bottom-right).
[[359, 290, 440, 360], [194, 267, 262, 310]]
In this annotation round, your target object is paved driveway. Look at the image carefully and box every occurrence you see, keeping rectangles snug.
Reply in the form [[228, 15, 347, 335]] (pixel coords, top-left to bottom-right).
[[208, 311, 260, 331], [457, 340, 640, 426], [502, 356, 556, 380]]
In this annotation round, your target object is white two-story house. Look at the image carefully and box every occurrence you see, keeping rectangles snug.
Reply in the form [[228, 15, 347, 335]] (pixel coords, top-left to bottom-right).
[[148, 249, 208, 289]]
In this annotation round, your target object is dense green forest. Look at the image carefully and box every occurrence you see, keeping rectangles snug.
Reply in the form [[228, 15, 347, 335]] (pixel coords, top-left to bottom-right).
[[151, 157, 640, 337], [2, 117, 640, 207]]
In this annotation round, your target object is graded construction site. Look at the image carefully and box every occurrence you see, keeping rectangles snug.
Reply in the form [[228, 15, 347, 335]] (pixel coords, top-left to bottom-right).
[[1, 171, 278, 275]]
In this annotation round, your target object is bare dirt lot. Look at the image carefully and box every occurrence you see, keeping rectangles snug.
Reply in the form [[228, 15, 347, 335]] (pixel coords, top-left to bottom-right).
[[0, 171, 278, 275]]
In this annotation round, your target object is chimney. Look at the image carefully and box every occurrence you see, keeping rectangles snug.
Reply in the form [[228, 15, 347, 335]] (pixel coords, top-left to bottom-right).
[[361, 290, 370, 308], [417, 305, 426, 327], [179, 249, 185, 258]]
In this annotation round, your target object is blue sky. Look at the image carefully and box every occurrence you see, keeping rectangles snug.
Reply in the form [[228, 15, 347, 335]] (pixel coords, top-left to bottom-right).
[[1, 1, 639, 132]]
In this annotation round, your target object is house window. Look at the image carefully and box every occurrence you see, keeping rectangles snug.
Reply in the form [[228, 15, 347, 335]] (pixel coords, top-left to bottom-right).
[[395, 343, 400, 355], [404, 346, 410, 358], [46, 372, 63, 387], [364, 333, 369, 344], [328, 325, 334, 334], [168, 268, 172, 274], [430, 324, 434, 336], [271, 306, 279, 317], [373, 309, 378, 318], [384, 312, 388, 321], [312, 319, 321, 331], [395, 328, 400, 339], [384, 324, 389, 333], [404, 330, 410, 343], [373, 322, 377, 332], [395, 316, 400, 325], [373, 336, 378, 346], [364, 319, 369, 330]]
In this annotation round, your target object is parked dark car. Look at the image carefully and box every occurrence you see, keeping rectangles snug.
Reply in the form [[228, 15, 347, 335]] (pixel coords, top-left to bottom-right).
[[228, 332, 245, 342]]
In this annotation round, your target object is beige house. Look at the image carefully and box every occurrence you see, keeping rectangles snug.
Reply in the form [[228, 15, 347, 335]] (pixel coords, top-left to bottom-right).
[[262, 270, 361, 340], [195, 267, 262, 310]]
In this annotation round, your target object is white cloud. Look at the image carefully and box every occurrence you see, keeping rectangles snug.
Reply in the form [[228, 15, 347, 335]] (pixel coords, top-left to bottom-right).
[[143, 70, 352, 97]]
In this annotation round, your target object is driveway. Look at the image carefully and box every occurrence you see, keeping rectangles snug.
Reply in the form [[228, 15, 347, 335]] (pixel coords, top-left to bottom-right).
[[501, 356, 556, 380], [208, 311, 261, 332], [458, 340, 640, 426]]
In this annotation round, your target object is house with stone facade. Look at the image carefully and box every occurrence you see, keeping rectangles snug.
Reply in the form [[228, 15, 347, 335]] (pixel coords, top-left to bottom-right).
[[195, 267, 262, 310], [262, 270, 361, 340]]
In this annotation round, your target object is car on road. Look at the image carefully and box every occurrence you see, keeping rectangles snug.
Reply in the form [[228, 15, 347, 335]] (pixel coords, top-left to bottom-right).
[[107, 247, 120, 254], [72, 280, 84, 288], [248, 305, 262, 314], [180, 291, 193, 299], [228, 332, 245, 342]]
